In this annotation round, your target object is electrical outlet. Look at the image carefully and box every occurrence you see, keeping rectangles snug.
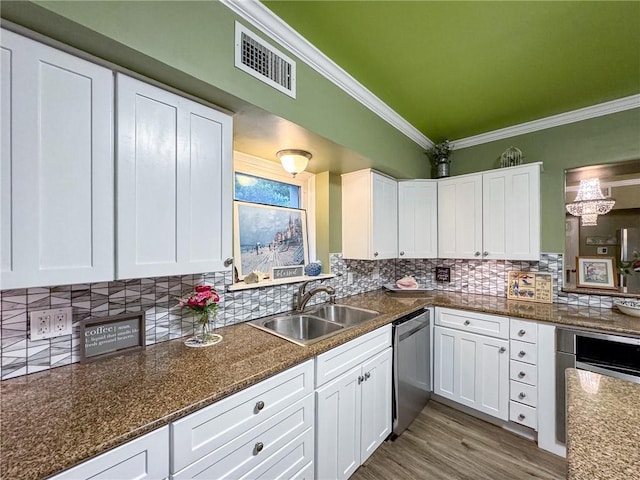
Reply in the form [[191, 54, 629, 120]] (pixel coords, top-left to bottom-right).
[[347, 272, 354, 285], [30, 308, 73, 340], [372, 267, 380, 280]]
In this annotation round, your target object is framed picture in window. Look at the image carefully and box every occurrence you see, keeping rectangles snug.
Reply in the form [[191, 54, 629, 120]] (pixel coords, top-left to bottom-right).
[[576, 256, 618, 290], [233, 201, 309, 280]]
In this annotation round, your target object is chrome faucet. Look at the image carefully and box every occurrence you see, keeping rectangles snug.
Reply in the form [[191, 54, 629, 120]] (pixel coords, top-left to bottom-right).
[[296, 280, 336, 312]]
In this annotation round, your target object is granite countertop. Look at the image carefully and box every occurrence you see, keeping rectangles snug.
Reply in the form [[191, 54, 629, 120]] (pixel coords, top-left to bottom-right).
[[2, 289, 640, 479], [566, 369, 640, 479]]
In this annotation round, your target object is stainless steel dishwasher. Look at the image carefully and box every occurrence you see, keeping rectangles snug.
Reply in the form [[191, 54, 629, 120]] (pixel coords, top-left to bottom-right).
[[392, 308, 431, 437]]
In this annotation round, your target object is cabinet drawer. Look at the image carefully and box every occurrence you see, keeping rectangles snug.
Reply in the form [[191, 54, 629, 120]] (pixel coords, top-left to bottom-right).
[[242, 427, 313, 480], [509, 401, 537, 430], [172, 360, 313, 472], [509, 360, 537, 387], [436, 308, 509, 339], [316, 325, 391, 387], [509, 380, 537, 408], [50, 426, 169, 480], [510, 340, 537, 365], [510, 319, 537, 344], [174, 394, 314, 479]]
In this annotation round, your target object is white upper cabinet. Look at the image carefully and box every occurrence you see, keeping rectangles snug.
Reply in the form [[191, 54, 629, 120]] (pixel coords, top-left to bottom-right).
[[437, 174, 483, 259], [342, 169, 398, 260], [483, 164, 540, 260], [438, 164, 541, 260], [1, 29, 114, 289], [398, 180, 438, 258], [116, 74, 233, 279]]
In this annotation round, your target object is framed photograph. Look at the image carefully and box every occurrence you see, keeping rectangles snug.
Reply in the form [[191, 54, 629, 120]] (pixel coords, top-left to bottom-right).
[[233, 201, 309, 280], [576, 256, 618, 290], [507, 271, 553, 304]]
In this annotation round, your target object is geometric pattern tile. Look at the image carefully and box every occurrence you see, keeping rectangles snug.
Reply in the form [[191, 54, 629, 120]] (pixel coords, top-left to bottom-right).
[[0, 251, 629, 380]]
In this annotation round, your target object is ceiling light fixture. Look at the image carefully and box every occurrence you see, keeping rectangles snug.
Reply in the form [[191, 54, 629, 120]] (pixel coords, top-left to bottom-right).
[[566, 178, 615, 226], [277, 149, 312, 177]]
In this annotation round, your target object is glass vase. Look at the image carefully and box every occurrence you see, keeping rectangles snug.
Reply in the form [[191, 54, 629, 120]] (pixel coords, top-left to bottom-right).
[[184, 311, 222, 347]]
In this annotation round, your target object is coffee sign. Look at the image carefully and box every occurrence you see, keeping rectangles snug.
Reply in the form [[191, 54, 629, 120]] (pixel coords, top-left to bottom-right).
[[80, 313, 145, 363]]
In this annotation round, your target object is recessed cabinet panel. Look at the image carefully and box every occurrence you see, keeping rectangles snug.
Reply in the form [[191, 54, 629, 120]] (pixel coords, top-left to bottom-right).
[[360, 348, 392, 463], [133, 94, 178, 265], [482, 174, 507, 259], [1, 29, 113, 289], [459, 337, 477, 403], [434, 328, 455, 397]]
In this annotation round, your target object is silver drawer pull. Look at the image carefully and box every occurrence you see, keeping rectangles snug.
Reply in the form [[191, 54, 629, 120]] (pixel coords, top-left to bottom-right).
[[254, 442, 264, 454], [518, 372, 526, 379], [518, 329, 526, 336], [518, 414, 526, 421], [518, 351, 526, 358], [499, 347, 506, 353], [255, 400, 265, 413], [518, 392, 526, 400], [464, 320, 471, 326]]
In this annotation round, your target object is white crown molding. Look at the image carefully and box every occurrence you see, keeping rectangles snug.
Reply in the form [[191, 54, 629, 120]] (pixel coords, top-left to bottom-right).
[[221, 0, 434, 149], [453, 94, 640, 150]]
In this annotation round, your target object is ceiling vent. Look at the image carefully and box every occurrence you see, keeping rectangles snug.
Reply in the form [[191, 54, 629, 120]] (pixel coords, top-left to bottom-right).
[[235, 22, 296, 98]]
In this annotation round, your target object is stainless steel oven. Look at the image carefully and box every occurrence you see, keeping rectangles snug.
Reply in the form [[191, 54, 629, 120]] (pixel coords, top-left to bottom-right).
[[556, 328, 640, 443]]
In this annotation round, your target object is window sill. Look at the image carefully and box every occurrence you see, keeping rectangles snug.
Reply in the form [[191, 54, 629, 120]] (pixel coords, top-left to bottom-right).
[[227, 273, 336, 292]]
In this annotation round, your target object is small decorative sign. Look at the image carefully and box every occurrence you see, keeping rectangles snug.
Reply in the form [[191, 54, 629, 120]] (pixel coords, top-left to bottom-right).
[[80, 313, 145, 363], [435, 267, 451, 283], [272, 265, 305, 280], [507, 271, 553, 303]]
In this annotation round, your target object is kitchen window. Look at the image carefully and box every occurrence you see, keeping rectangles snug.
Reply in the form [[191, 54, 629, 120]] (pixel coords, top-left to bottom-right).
[[233, 151, 316, 263]]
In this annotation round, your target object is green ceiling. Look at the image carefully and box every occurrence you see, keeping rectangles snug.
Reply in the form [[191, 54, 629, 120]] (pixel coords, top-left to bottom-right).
[[263, 1, 640, 143]]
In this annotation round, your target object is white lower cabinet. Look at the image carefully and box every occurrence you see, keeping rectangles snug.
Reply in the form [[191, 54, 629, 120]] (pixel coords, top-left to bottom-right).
[[315, 326, 392, 480], [50, 427, 169, 480], [171, 360, 315, 479], [433, 308, 510, 421]]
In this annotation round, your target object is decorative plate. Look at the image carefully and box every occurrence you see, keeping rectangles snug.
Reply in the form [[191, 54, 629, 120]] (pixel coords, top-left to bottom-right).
[[184, 333, 223, 348], [614, 300, 640, 318], [383, 283, 433, 293]]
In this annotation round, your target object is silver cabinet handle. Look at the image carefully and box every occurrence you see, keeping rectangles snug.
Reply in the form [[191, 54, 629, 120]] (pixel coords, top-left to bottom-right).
[[364, 372, 371, 380], [518, 351, 526, 358], [499, 347, 506, 353], [399, 251, 405, 256], [518, 414, 526, 421], [518, 392, 526, 400], [254, 442, 264, 454], [358, 375, 364, 384], [464, 320, 471, 326], [255, 400, 265, 412], [483, 251, 489, 257], [373, 252, 379, 257], [518, 372, 526, 379], [474, 251, 481, 257], [518, 329, 526, 337], [224, 257, 233, 267]]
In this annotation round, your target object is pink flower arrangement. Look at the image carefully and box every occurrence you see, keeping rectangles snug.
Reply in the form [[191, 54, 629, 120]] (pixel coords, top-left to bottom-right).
[[178, 285, 220, 318]]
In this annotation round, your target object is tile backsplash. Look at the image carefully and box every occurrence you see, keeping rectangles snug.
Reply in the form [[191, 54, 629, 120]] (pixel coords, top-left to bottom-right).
[[0, 252, 631, 380]]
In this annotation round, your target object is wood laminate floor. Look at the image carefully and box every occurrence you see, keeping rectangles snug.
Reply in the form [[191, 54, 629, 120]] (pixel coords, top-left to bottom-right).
[[352, 401, 566, 480]]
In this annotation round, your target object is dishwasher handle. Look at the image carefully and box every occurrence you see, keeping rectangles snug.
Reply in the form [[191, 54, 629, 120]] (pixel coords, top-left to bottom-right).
[[395, 312, 429, 341]]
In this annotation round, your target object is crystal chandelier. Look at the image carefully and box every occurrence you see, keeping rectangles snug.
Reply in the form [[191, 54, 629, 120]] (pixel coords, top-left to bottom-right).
[[565, 178, 615, 226]]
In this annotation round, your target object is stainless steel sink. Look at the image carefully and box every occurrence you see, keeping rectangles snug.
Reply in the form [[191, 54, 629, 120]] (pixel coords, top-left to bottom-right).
[[251, 314, 344, 346], [249, 304, 380, 346], [309, 304, 379, 327]]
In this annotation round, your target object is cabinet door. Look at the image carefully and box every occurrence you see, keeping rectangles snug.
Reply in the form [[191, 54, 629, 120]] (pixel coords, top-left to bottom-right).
[[116, 74, 232, 279], [434, 326, 509, 420], [483, 165, 540, 260], [1, 29, 114, 289], [360, 348, 392, 463], [315, 366, 362, 480], [437, 175, 482, 259], [371, 172, 398, 259], [50, 426, 169, 480], [398, 181, 438, 258]]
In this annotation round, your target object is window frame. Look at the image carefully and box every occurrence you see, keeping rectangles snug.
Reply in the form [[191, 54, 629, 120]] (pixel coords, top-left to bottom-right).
[[233, 151, 316, 263]]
